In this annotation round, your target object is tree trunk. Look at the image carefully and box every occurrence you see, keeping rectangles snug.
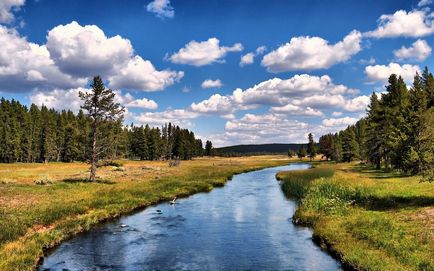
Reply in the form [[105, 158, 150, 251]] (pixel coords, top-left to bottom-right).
[[89, 120, 98, 182]]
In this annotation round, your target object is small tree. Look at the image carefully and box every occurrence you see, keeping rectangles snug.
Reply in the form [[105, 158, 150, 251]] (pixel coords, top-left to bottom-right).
[[287, 149, 295, 158], [307, 133, 316, 161], [297, 145, 306, 159], [205, 140, 213, 156], [79, 76, 124, 182]]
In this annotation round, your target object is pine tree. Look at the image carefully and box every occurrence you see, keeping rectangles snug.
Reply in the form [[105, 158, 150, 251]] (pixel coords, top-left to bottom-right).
[[307, 133, 316, 161], [79, 76, 125, 182], [205, 140, 213, 156]]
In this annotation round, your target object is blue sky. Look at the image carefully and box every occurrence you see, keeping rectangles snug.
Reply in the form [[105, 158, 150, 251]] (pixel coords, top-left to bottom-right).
[[1, 0, 433, 146]]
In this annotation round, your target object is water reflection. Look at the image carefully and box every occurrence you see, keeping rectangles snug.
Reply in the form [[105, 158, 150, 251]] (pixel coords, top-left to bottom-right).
[[40, 163, 341, 271]]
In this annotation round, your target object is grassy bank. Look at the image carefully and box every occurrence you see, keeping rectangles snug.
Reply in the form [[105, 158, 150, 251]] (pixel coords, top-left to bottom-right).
[[277, 163, 434, 271], [0, 155, 289, 270]]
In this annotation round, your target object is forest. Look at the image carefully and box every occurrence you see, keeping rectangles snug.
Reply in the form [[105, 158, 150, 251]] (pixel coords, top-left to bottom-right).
[[317, 67, 434, 180], [0, 97, 212, 163]]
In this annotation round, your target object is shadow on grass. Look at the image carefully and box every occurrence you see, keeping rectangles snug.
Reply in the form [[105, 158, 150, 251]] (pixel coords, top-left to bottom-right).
[[357, 195, 434, 211], [346, 164, 409, 179], [63, 178, 115, 185]]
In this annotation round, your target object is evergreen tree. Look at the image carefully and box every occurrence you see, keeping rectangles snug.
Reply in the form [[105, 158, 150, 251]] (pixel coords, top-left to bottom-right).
[[307, 133, 316, 161], [79, 76, 125, 182], [297, 145, 306, 159], [205, 140, 213, 156]]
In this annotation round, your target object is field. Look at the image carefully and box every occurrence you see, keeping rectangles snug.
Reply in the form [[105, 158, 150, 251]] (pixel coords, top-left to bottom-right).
[[277, 162, 434, 271], [0, 156, 290, 271]]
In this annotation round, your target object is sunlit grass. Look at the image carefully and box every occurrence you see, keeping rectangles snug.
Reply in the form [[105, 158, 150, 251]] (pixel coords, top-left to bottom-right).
[[0, 155, 290, 271], [277, 161, 434, 270]]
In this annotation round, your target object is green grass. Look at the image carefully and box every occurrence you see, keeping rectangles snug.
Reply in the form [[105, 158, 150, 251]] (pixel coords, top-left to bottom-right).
[[277, 162, 434, 271], [0, 156, 290, 271], [276, 167, 335, 199]]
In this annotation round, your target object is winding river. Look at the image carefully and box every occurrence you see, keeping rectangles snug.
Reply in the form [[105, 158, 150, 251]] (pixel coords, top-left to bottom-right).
[[39, 163, 341, 271]]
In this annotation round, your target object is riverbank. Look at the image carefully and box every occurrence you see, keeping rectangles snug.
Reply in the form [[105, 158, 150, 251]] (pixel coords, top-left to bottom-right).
[[0, 156, 289, 271], [277, 162, 434, 271]]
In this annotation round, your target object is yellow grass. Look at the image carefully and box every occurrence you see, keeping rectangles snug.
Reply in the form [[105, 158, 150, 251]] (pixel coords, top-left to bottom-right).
[[0, 155, 289, 270]]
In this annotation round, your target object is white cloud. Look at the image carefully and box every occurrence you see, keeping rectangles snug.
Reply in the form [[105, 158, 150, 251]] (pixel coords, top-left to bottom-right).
[[0, 0, 24, 24], [419, 0, 433, 7], [393, 39, 432, 61], [344, 95, 370, 112], [0, 25, 86, 92], [261, 30, 362, 72], [146, 0, 174, 19], [120, 93, 158, 109], [240, 46, 267, 66], [108, 55, 184, 91], [132, 109, 199, 127], [201, 79, 223, 89], [240, 53, 254, 66], [168, 38, 243, 66], [30, 88, 158, 112], [270, 104, 324, 117], [190, 93, 234, 114], [365, 9, 434, 38], [46, 21, 133, 77], [365, 62, 420, 84], [30, 88, 87, 112], [0, 21, 183, 93], [332, 111, 343, 117], [189, 74, 366, 118], [322, 117, 358, 127]]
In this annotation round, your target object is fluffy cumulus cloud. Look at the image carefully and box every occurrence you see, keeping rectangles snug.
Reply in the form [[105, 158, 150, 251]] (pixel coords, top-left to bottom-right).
[[322, 117, 358, 127], [0, 0, 24, 24], [365, 62, 420, 84], [365, 9, 434, 38], [146, 0, 174, 19], [168, 38, 243, 66], [190, 94, 234, 115], [190, 74, 368, 118], [30, 88, 158, 112], [108, 55, 184, 91], [201, 79, 223, 89], [261, 31, 362, 72], [240, 53, 255, 66], [0, 21, 183, 93], [46, 21, 133, 77], [132, 109, 199, 127], [240, 46, 267, 66], [0, 25, 86, 92], [393, 39, 432, 61]]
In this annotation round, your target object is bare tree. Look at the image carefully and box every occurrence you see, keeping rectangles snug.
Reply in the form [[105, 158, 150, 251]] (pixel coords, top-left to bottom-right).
[[79, 76, 124, 182]]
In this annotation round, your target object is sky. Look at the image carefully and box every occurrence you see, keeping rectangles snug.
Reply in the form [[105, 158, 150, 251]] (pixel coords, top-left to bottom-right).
[[1, 0, 434, 146]]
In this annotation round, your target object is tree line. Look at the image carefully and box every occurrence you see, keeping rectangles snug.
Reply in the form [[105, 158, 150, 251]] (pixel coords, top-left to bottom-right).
[[317, 67, 434, 180], [0, 82, 212, 165]]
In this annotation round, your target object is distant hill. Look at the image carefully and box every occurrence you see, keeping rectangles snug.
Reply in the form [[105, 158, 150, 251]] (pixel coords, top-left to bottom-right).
[[215, 143, 304, 156]]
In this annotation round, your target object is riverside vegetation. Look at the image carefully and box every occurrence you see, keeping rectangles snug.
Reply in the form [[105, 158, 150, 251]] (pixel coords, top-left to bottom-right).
[[277, 163, 434, 271], [0, 155, 290, 270]]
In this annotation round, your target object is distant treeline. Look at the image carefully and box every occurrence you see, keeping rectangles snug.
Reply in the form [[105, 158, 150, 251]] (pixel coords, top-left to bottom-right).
[[0, 98, 212, 163], [215, 143, 304, 156], [318, 67, 434, 179]]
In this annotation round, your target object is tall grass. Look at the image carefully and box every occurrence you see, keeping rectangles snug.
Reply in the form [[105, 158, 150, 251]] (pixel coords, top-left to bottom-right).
[[278, 163, 434, 270], [276, 167, 334, 199]]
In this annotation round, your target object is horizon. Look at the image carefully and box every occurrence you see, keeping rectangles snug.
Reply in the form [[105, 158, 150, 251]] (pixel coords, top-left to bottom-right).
[[1, 0, 433, 147]]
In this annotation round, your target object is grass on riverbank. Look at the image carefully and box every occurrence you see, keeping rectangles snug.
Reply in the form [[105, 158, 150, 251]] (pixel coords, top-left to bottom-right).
[[277, 162, 434, 271], [0, 155, 289, 271]]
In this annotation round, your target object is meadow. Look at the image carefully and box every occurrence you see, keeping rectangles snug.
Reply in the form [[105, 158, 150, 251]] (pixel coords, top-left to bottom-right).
[[0, 156, 289, 271], [277, 162, 434, 271]]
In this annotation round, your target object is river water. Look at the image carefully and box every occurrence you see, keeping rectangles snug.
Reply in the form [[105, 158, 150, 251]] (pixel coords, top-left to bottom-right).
[[39, 163, 341, 271]]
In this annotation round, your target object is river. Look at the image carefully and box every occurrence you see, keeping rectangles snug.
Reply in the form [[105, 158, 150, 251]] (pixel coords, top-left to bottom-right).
[[39, 163, 341, 271]]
